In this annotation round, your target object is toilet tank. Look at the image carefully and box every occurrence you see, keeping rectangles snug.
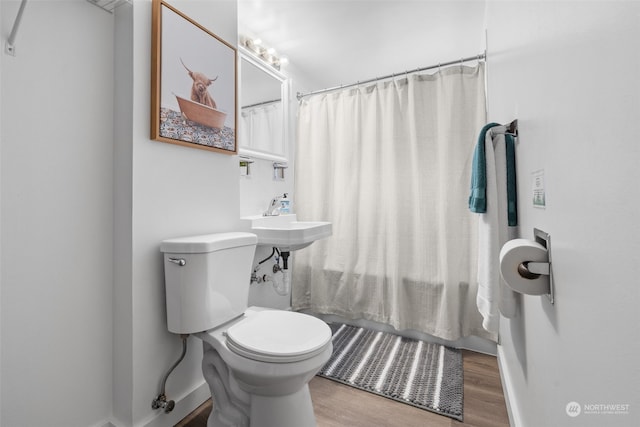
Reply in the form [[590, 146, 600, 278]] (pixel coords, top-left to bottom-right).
[[160, 232, 257, 334]]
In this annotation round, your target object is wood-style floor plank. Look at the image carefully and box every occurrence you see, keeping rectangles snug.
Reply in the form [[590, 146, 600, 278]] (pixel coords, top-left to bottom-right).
[[175, 350, 510, 427]]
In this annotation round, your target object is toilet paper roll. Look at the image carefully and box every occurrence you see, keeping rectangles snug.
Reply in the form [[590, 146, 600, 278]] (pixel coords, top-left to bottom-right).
[[499, 239, 550, 295]]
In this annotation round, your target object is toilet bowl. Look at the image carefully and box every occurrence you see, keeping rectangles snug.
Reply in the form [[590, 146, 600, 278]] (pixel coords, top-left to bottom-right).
[[197, 307, 332, 427], [160, 232, 332, 427]]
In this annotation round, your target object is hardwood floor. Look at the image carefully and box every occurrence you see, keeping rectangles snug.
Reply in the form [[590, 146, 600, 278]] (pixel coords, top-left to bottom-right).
[[175, 350, 509, 427]]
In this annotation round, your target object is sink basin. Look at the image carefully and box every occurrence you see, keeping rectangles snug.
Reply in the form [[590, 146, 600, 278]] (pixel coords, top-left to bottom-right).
[[240, 214, 332, 251]]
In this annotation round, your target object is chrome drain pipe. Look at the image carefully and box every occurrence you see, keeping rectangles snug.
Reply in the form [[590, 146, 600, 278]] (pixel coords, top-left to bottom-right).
[[152, 334, 189, 413]]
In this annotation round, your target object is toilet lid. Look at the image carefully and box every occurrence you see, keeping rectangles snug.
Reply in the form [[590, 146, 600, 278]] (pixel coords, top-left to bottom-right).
[[225, 311, 332, 363]]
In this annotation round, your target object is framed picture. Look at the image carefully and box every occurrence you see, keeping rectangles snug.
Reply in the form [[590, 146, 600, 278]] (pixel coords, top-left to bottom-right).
[[151, 0, 237, 154]]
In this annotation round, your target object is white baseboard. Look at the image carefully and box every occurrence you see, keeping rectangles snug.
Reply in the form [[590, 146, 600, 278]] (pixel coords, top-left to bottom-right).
[[497, 344, 523, 427]]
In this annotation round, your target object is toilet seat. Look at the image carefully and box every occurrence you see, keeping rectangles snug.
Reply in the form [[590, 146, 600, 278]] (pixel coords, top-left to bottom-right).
[[225, 311, 332, 363]]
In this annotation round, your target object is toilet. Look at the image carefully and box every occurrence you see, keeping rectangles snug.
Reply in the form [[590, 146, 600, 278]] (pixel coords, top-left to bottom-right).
[[160, 232, 332, 427]]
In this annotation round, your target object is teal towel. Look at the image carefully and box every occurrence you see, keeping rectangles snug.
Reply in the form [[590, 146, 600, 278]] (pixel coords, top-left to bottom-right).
[[469, 123, 500, 213], [505, 134, 518, 226], [468, 123, 518, 226]]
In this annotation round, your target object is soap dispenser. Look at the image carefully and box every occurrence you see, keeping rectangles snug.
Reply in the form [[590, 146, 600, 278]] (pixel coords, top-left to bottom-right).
[[280, 193, 291, 214]]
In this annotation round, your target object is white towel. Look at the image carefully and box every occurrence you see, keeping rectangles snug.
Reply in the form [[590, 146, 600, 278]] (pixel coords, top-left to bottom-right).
[[475, 126, 518, 335]]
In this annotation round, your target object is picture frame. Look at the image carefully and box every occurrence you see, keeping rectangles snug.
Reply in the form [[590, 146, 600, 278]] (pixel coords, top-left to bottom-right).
[[151, 0, 237, 154]]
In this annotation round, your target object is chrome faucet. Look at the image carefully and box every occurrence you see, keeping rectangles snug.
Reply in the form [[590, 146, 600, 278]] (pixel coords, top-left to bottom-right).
[[263, 196, 282, 216]]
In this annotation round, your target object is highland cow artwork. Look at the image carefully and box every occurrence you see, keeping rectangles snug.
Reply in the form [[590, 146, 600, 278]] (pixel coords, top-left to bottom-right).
[[151, 0, 237, 154]]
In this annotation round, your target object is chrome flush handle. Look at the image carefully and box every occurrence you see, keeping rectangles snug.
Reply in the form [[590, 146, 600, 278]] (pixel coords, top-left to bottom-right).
[[168, 257, 186, 266]]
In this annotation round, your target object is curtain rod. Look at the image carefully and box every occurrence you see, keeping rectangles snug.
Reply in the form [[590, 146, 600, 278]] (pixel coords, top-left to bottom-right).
[[242, 98, 282, 110], [296, 52, 485, 101]]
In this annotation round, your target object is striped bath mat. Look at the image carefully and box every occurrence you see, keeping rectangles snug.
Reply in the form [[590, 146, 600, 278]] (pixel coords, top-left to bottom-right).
[[318, 323, 463, 421]]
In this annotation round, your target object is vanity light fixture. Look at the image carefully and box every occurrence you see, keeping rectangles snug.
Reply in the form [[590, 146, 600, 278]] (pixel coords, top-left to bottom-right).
[[240, 35, 287, 71]]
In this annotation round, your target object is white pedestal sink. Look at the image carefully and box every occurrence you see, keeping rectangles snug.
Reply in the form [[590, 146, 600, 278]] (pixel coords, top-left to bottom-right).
[[240, 214, 332, 251]]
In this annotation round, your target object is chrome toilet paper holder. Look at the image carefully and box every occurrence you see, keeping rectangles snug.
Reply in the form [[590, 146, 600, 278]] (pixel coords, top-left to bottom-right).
[[517, 260, 550, 277], [528, 228, 553, 304]]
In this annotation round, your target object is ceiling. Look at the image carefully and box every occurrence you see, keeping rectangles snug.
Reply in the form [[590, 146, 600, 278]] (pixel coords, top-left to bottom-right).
[[238, 0, 487, 91]]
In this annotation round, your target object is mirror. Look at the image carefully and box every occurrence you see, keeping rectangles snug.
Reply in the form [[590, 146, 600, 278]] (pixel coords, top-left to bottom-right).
[[239, 48, 288, 161]]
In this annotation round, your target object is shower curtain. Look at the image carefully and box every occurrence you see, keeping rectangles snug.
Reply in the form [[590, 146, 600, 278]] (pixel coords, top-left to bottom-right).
[[293, 64, 494, 341], [240, 102, 283, 154]]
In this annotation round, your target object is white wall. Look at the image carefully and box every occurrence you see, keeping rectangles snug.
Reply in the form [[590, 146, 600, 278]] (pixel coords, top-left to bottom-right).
[[0, 0, 319, 424], [1, 1, 114, 426], [1, 0, 241, 426], [8, 2, 637, 426], [486, 1, 640, 426], [113, 2, 134, 425], [0, 1, 4, 422], [237, 58, 322, 219], [115, 1, 239, 426], [240, 153, 294, 309], [239, 59, 321, 309]]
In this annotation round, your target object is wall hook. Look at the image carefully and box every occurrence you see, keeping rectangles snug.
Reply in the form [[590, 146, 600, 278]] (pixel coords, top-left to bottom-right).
[[5, 0, 28, 56], [273, 162, 288, 180]]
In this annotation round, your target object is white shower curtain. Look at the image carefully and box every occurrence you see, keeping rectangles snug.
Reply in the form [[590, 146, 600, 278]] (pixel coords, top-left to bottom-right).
[[240, 103, 283, 154], [293, 64, 495, 341]]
